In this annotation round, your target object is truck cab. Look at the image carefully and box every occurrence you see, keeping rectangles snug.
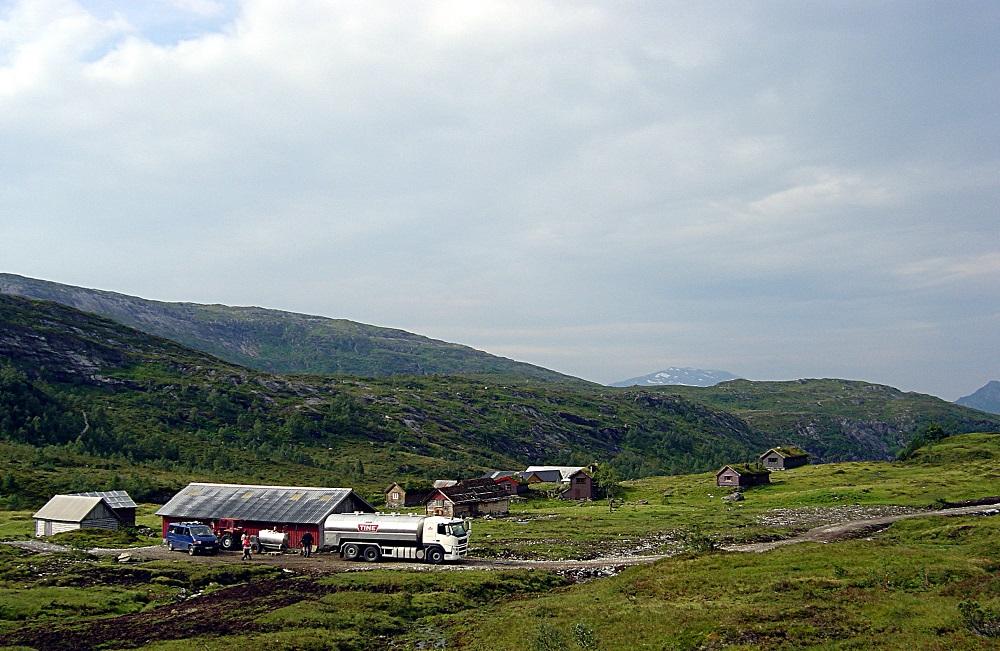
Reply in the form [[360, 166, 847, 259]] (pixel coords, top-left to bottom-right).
[[422, 517, 469, 562]]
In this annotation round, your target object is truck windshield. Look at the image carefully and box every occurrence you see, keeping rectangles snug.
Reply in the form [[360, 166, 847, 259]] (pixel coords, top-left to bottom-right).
[[189, 525, 213, 536], [448, 523, 466, 537]]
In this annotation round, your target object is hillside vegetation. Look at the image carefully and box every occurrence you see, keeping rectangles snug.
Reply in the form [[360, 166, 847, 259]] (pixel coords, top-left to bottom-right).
[[2, 294, 998, 510], [667, 379, 1000, 460], [0, 273, 579, 382], [0, 294, 767, 506]]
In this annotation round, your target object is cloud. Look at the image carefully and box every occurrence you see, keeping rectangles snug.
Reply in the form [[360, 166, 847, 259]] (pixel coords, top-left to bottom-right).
[[0, 0, 998, 399]]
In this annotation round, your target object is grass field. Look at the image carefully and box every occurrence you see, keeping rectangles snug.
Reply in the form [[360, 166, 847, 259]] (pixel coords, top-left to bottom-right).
[[470, 433, 1000, 560], [453, 514, 1000, 650], [0, 433, 996, 649]]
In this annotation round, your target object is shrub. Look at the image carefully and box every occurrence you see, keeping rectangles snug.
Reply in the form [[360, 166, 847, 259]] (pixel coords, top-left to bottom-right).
[[958, 600, 1000, 638]]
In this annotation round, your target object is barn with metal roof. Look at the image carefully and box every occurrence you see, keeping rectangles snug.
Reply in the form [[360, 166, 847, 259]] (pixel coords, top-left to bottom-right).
[[156, 483, 375, 551], [33, 495, 121, 537]]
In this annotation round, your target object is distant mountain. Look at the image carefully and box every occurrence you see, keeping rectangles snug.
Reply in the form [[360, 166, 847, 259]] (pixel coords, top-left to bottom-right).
[[611, 367, 740, 388], [956, 381, 1000, 415], [0, 273, 580, 383]]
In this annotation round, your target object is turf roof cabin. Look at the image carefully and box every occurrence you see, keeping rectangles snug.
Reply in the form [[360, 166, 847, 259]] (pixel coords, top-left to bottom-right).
[[716, 464, 771, 488], [759, 446, 810, 470], [384, 483, 432, 509]]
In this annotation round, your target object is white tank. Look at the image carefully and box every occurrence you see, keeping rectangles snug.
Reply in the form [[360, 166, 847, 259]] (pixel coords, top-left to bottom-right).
[[324, 512, 428, 543], [256, 529, 289, 550]]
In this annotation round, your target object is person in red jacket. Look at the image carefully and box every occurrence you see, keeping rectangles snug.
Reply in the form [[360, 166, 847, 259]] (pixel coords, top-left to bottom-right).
[[241, 532, 252, 561]]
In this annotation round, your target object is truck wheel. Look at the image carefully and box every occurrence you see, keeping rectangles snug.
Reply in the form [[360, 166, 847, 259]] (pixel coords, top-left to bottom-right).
[[342, 543, 360, 560], [426, 547, 444, 564], [220, 534, 235, 550], [362, 546, 380, 562], [188, 545, 196, 556]]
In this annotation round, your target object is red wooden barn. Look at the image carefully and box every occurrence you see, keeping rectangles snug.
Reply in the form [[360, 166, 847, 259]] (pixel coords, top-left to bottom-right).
[[156, 482, 375, 551]]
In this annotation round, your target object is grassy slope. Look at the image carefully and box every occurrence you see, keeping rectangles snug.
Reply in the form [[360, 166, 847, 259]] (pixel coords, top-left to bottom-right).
[[666, 379, 1000, 460], [454, 515, 1000, 650], [469, 432, 1000, 560], [0, 272, 578, 382], [0, 435, 996, 649], [0, 294, 767, 507]]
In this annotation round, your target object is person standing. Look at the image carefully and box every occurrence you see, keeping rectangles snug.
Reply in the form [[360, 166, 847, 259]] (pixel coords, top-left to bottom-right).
[[241, 532, 252, 561], [300, 531, 314, 558]]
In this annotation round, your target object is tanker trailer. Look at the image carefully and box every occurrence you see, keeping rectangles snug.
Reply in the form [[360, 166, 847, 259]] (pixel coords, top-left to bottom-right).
[[324, 512, 469, 563], [256, 529, 289, 552]]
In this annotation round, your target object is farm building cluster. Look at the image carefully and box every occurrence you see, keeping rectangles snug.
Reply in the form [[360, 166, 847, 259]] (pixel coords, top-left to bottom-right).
[[31, 465, 598, 549], [385, 464, 599, 517], [716, 446, 811, 488]]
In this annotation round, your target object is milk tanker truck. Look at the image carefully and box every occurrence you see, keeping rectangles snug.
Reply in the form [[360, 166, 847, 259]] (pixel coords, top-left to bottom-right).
[[324, 512, 469, 563]]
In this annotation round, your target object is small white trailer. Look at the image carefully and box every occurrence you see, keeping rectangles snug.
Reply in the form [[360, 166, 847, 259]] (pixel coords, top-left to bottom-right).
[[324, 512, 469, 563]]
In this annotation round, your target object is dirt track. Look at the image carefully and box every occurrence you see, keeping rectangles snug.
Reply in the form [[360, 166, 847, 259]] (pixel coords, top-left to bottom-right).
[[723, 502, 1000, 552]]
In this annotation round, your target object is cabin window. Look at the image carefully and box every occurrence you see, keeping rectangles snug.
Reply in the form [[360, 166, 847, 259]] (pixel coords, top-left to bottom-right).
[[391, 492, 400, 500], [575, 478, 587, 484], [768, 457, 778, 463], [723, 475, 733, 481]]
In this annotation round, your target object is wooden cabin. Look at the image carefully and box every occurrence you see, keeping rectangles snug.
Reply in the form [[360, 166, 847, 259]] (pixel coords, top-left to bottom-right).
[[560, 469, 595, 500], [33, 495, 121, 536], [425, 478, 510, 518], [759, 446, 810, 470], [71, 490, 137, 527], [384, 483, 432, 508], [716, 464, 771, 488]]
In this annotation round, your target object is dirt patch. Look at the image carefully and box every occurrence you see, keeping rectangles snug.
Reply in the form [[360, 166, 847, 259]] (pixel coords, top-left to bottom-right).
[[0, 573, 324, 650]]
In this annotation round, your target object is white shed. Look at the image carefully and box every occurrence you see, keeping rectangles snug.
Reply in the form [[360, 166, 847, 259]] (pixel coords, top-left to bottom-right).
[[33, 495, 120, 537]]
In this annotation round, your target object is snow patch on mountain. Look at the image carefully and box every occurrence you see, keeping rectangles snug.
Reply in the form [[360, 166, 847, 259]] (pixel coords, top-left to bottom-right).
[[610, 367, 740, 388]]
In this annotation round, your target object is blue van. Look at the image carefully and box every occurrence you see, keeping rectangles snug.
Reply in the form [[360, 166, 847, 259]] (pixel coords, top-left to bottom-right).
[[165, 522, 219, 555]]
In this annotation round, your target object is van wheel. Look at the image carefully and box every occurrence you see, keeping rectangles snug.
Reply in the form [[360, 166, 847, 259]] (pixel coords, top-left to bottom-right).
[[426, 547, 444, 564], [188, 545, 196, 556], [362, 546, 380, 562], [342, 543, 360, 560]]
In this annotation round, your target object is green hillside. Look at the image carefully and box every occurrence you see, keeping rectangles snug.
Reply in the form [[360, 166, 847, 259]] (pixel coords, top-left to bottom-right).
[[0, 273, 579, 382], [665, 379, 1000, 460], [0, 294, 767, 505]]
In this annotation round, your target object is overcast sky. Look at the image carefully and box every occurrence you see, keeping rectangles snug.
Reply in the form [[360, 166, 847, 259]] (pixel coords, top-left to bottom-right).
[[2, 1, 998, 399]]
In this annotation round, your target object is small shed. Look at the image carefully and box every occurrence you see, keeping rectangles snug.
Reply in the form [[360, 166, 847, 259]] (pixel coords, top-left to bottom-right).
[[759, 446, 810, 470], [425, 478, 510, 518], [156, 483, 375, 551], [72, 490, 137, 526], [33, 495, 120, 537], [384, 483, 432, 508], [716, 465, 771, 488], [560, 469, 595, 500]]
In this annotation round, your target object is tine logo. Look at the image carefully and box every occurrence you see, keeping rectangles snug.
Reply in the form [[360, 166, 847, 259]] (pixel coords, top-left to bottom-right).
[[357, 523, 379, 532]]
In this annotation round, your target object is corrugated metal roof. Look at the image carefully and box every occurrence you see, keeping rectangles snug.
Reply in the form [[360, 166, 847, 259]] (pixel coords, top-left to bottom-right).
[[524, 466, 587, 482], [155, 483, 368, 524], [72, 490, 137, 509], [33, 495, 103, 522]]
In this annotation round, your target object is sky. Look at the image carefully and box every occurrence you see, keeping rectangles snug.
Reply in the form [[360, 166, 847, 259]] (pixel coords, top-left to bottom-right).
[[1, 0, 998, 400]]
